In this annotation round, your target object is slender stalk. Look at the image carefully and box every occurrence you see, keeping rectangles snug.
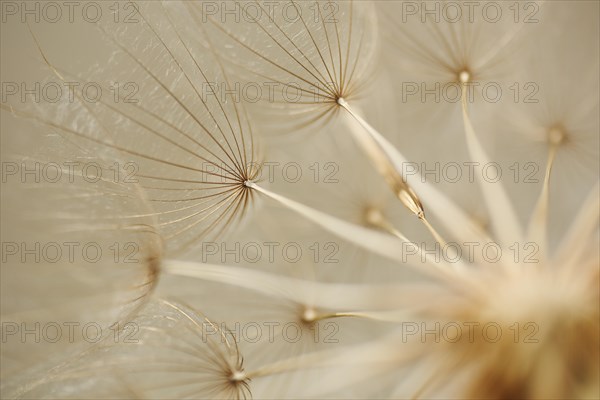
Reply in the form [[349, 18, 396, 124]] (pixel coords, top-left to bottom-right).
[[337, 98, 424, 218], [526, 141, 559, 264], [245, 181, 460, 276], [337, 98, 469, 257], [460, 83, 524, 248], [366, 208, 465, 269]]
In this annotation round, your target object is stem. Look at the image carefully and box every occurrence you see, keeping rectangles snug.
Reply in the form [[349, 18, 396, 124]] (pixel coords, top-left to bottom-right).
[[420, 215, 449, 249], [308, 310, 419, 323], [337, 98, 489, 246], [337, 99, 469, 254], [460, 83, 524, 248], [526, 143, 558, 264], [163, 260, 417, 310], [366, 208, 464, 269], [337, 97, 424, 218], [246, 181, 469, 277]]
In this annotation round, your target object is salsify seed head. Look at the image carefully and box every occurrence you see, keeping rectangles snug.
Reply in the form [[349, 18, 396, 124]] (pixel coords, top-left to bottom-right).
[[1, 1, 598, 399]]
